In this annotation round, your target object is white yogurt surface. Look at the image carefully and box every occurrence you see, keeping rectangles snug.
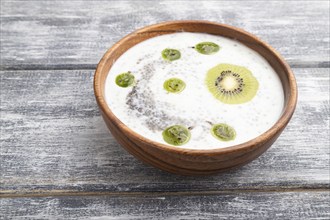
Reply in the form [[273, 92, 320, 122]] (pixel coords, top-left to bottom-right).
[[105, 32, 284, 149]]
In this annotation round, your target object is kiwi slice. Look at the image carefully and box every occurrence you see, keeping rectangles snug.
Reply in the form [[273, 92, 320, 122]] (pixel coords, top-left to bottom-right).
[[195, 42, 220, 55], [162, 48, 181, 61], [163, 78, 186, 93], [162, 125, 191, 146], [211, 123, 236, 141], [115, 71, 135, 88], [205, 64, 259, 104]]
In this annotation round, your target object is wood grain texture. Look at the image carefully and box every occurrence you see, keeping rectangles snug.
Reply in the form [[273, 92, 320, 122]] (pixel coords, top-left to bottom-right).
[[1, 68, 329, 196], [1, 0, 329, 70], [1, 191, 329, 219], [1, 0, 329, 218]]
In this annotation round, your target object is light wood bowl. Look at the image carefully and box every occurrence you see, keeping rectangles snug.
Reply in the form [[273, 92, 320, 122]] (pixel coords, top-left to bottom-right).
[[94, 20, 297, 175]]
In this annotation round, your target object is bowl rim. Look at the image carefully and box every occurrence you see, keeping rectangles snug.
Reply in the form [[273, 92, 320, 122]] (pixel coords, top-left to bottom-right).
[[94, 20, 297, 155]]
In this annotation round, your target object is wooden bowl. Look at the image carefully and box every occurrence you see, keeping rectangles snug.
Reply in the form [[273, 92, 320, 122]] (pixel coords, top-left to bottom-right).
[[94, 20, 297, 175]]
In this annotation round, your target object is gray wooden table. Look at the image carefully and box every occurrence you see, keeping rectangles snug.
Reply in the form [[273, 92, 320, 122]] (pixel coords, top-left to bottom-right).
[[1, 0, 329, 219]]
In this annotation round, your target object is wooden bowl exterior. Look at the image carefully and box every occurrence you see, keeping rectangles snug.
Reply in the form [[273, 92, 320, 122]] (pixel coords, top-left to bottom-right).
[[94, 21, 297, 175]]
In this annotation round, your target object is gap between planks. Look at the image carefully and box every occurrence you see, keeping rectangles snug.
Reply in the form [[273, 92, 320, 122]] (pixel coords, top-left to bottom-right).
[[1, 187, 329, 199], [0, 60, 329, 71]]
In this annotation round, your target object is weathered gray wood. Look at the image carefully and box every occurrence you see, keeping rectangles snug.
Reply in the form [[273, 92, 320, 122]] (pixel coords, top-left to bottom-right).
[[1, 0, 329, 70], [1, 191, 329, 219], [1, 1, 329, 218], [1, 68, 329, 196]]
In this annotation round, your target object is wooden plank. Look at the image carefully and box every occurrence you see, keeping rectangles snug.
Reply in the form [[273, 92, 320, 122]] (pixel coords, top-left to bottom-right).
[[1, 0, 329, 70], [1, 191, 329, 219], [0, 68, 329, 195]]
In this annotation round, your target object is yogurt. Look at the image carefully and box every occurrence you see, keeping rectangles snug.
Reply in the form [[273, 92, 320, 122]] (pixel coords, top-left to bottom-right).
[[105, 32, 284, 149]]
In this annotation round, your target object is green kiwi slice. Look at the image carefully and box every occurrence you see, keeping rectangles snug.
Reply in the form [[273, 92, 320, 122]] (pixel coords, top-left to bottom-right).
[[115, 71, 135, 87], [161, 48, 181, 61], [163, 78, 186, 93], [195, 42, 220, 55], [205, 64, 259, 104], [162, 125, 191, 146], [211, 123, 236, 141]]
